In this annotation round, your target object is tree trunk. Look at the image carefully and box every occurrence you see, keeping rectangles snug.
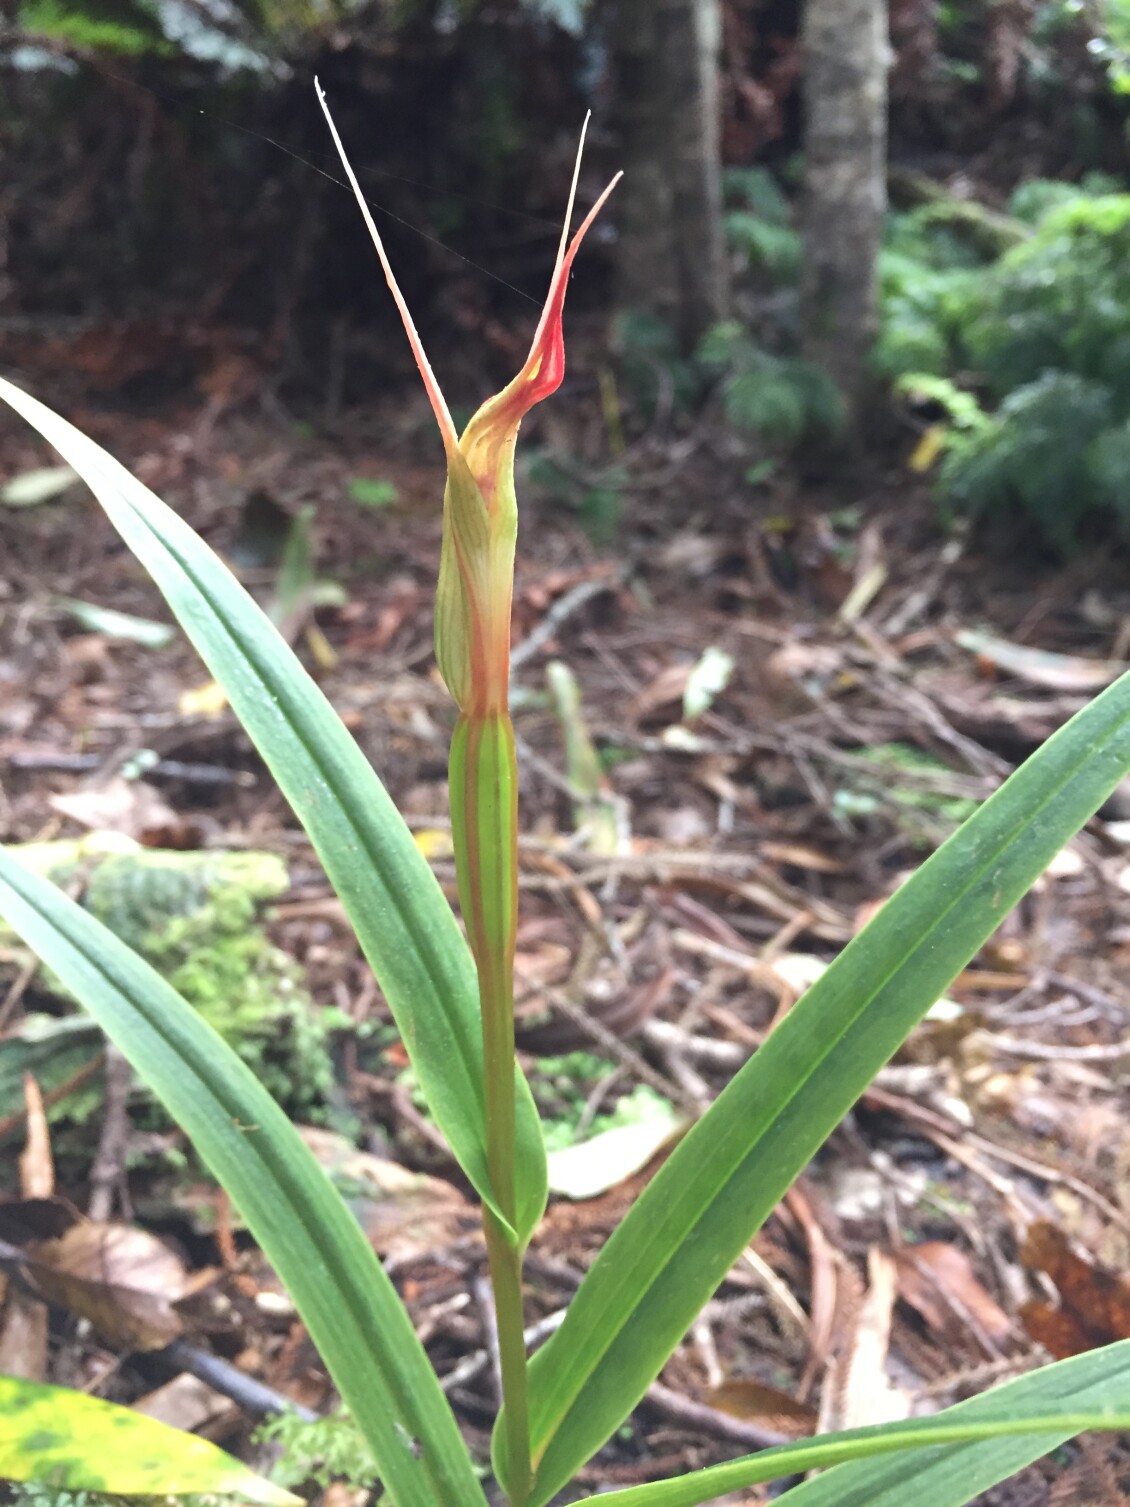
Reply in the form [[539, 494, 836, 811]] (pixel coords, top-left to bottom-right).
[[800, 0, 889, 419], [608, 0, 729, 354]]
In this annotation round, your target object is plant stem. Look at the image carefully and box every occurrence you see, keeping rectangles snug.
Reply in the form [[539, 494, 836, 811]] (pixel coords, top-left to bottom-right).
[[485, 1209, 532, 1506], [449, 711, 531, 1504]]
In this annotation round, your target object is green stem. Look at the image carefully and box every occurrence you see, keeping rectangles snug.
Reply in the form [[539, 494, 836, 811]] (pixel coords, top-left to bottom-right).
[[449, 711, 530, 1504], [485, 1209, 532, 1507]]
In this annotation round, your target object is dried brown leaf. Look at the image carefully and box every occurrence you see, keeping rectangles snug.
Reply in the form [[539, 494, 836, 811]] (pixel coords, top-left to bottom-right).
[[837, 1248, 911, 1430], [24, 1222, 188, 1351], [956, 631, 1127, 692], [1020, 1219, 1130, 1356], [895, 1241, 1011, 1350], [133, 1372, 233, 1432], [50, 778, 178, 840], [0, 1087, 53, 1381], [19, 1075, 53, 1200], [704, 1379, 815, 1439], [0, 1196, 81, 1245], [299, 1127, 477, 1262], [631, 662, 693, 722]]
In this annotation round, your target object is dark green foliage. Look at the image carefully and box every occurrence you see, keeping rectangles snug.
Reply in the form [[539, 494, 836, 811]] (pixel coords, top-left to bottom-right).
[[966, 195, 1130, 401], [722, 166, 802, 282], [940, 373, 1115, 551], [699, 320, 845, 451], [613, 308, 702, 414], [724, 213, 803, 282], [1085, 416, 1130, 520], [874, 207, 987, 380], [876, 255, 971, 379], [15, 0, 342, 56], [1076, 0, 1130, 93], [1008, 172, 1122, 223], [614, 168, 829, 466], [931, 0, 1130, 110], [524, 450, 629, 547], [881, 184, 1130, 549], [18, 0, 169, 55], [895, 373, 989, 434], [723, 165, 793, 222]]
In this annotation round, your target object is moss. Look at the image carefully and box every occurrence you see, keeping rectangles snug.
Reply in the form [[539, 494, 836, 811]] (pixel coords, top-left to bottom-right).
[[254, 1409, 380, 1492], [1, 840, 333, 1126]]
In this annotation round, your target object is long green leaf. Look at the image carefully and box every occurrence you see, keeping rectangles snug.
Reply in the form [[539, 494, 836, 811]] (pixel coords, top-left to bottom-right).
[[0, 376, 545, 1245], [511, 670, 1130, 1503], [581, 1342, 1130, 1507], [0, 1375, 299, 1505], [0, 849, 485, 1507]]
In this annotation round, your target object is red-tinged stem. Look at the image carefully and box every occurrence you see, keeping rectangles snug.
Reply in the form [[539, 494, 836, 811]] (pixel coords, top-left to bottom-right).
[[449, 711, 530, 1506], [450, 712, 519, 1213], [485, 1209, 531, 1507]]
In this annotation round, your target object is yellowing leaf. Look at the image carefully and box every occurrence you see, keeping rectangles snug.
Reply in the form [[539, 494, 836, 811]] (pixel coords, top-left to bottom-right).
[[909, 425, 946, 473], [414, 828, 454, 860], [0, 1374, 300, 1505], [305, 620, 339, 670], [178, 679, 229, 717]]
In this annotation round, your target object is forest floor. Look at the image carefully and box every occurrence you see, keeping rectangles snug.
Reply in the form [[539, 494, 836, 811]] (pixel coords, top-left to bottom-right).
[[2, 384, 1130, 1506]]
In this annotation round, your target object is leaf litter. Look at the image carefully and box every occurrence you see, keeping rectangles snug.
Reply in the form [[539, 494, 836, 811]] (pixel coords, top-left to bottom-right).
[[1, 398, 1129, 1503]]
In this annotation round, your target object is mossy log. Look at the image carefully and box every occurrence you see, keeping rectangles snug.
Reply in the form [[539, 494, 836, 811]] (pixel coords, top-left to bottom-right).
[[0, 839, 333, 1148]]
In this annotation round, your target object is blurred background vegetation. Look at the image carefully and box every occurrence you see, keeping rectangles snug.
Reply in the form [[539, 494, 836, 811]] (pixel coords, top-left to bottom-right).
[[4, 0, 1130, 551]]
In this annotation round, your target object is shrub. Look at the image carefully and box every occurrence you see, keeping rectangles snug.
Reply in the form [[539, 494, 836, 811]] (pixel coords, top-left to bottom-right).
[[722, 165, 803, 283], [698, 318, 845, 454], [881, 184, 1130, 548]]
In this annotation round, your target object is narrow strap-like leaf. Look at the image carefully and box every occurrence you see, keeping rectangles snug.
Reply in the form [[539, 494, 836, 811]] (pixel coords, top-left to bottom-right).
[[512, 669, 1130, 1504], [0, 849, 486, 1507], [0, 375, 545, 1245], [583, 1342, 1130, 1506]]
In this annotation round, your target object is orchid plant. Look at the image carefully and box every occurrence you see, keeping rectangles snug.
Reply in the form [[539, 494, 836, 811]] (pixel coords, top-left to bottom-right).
[[3, 85, 1130, 1507], [317, 88, 620, 1500]]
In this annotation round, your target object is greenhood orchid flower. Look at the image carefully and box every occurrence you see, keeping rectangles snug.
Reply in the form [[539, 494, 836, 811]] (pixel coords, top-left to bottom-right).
[[317, 85, 618, 1506], [317, 86, 619, 720]]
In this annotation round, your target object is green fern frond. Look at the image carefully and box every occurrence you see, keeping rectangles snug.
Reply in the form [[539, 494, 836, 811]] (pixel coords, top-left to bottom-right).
[[895, 374, 989, 432], [724, 212, 802, 280], [721, 166, 792, 224], [723, 368, 808, 445], [940, 373, 1114, 551]]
